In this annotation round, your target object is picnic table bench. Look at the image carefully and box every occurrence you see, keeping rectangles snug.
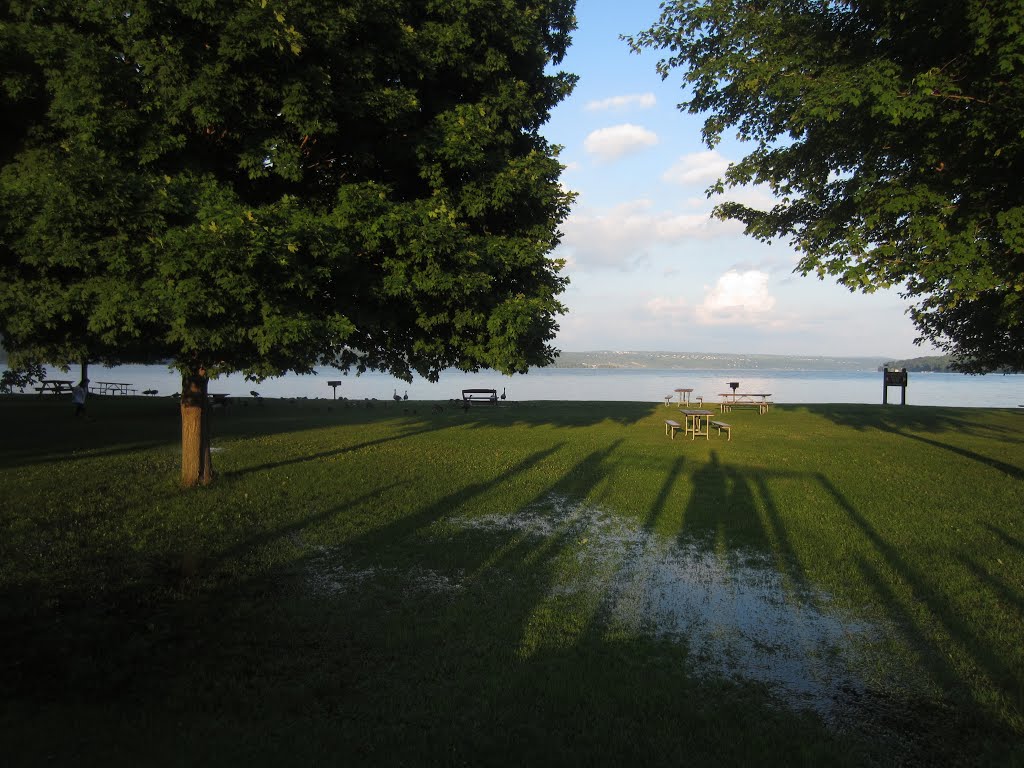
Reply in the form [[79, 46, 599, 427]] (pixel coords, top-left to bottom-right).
[[710, 420, 732, 440], [718, 393, 772, 414], [462, 388, 498, 404], [93, 381, 136, 396]]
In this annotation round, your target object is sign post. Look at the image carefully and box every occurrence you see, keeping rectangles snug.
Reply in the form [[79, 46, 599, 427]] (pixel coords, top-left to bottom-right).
[[882, 367, 908, 405], [327, 380, 341, 400]]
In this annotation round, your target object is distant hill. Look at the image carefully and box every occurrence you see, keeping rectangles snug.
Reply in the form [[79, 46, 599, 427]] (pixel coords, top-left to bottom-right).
[[880, 354, 1024, 373], [553, 351, 887, 371], [880, 355, 960, 372]]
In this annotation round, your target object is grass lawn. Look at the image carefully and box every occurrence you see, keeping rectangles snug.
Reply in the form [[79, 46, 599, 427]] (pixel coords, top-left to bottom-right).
[[1, 394, 1022, 766]]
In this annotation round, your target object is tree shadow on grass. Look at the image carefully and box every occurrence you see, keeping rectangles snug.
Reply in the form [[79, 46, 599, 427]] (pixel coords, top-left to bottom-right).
[[4, 413, 1023, 765], [805, 402, 1024, 440], [805, 403, 1024, 479], [817, 473, 1024, 729]]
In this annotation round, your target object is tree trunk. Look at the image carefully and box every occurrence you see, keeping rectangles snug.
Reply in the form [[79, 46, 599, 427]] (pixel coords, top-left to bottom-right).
[[181, 367, 213, 487], [80, 358, 89, 386]]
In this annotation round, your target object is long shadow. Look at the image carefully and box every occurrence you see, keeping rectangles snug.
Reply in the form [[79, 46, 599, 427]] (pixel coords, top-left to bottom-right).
[[643, 455, 685, 533], [222, 424, 449, 478], [750, 472, 809, 587], [891, 429, 1024, 480], [958, 554, 1024, 624], [205, 482, 410, 574], [804, 403, 1024, 479], [679, 451, 780, 558], [342, 443, 568, 557], [817, 472, 1022, 714], [0, 440, 172, 469], [984, 521, 1024, 554], [805, 403, 1024, 440]]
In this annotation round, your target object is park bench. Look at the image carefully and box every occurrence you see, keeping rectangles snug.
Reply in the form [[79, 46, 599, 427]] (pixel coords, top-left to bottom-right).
[[462, 388, 498, 404], [209, 393, 231, 409], [710, 420, 732, 440], [664, 419, 682, 439]]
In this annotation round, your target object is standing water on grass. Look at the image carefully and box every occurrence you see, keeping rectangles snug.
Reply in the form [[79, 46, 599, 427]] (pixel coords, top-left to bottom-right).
[[449, 495, 927, 723], [5, 363, 1022, 407]]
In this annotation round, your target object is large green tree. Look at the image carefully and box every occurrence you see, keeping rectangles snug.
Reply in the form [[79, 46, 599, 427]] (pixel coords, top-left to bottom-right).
[[629, 0, 1024, 372], [0, 0, 576, 485]]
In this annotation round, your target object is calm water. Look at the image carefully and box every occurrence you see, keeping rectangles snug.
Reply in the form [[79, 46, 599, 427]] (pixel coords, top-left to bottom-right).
[[11, 363, 1023, 408]]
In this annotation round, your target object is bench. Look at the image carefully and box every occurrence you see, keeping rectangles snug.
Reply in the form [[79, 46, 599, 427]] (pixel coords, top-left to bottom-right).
[[209, 393, 231, 409], [720, 401, 771, 414], [710, 420, 732, 440], [462, 388, 498, 404], [665, 419, 682, 439]]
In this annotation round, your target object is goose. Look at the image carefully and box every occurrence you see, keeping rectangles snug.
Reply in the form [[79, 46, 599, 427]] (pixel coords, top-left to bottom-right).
[[393, 389, 401, 402], [403, 391, 409, 400], [500, 388, 506, 400], [250, 390, 260, 398]]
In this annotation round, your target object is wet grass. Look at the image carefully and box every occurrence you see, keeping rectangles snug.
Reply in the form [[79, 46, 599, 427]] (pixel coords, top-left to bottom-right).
[[1, 394, 1023, 766]]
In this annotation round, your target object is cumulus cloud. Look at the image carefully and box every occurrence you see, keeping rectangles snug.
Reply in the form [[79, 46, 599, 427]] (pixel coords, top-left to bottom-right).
[[663, 150, 731, 185], [583, 124, 658, 161], [585, 93, 657, 111], [695, 270, 777, 325]]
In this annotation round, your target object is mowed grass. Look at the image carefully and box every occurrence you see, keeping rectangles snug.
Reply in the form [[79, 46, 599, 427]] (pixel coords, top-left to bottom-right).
[[1, 394, 1022, 766]]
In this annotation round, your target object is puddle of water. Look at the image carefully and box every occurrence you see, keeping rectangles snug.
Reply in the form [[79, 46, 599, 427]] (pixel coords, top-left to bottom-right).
[[304, 495, 929, 732], [304, 548, 463, 598], [451, 495, 920, 722]]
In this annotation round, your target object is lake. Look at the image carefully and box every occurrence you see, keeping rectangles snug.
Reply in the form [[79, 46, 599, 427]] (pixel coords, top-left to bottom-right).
[[10, 364, 1023, 408]]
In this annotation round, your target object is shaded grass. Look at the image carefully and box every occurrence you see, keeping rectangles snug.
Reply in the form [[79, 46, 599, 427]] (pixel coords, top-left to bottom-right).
[[1, 395, 1023, 765]]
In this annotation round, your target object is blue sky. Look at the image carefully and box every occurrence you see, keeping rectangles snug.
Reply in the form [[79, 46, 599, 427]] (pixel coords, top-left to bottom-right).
[[542, 0, 939, 358]]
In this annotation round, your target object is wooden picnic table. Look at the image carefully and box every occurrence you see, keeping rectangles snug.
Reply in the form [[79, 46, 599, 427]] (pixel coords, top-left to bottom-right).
[[674, 387, 694, 405], [718, 393, 772, 414], [679, 408, 714, 440], [93, 381, 135, 396], [36, 379, 74, 396]]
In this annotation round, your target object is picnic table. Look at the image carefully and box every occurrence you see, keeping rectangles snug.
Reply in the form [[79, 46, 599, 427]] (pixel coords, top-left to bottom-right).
[[680, 409, 714, 440], [718, 392, 772, 414], [673, 387, 694, 406], [36, 379, 74, 396], [93, 381, 136, 396]]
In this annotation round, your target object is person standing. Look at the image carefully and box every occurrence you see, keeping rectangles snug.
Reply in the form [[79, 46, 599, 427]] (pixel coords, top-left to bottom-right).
[[72, 379, 88, 417]]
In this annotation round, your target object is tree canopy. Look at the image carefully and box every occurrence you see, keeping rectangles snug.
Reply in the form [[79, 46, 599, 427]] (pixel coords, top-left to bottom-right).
[[1, 0, 577, 483], [1, 0, 576, 380], [629, 0, 1024, 372]]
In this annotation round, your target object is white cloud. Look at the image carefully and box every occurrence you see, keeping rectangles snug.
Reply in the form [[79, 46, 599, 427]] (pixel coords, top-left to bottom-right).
[[663, 150, 731, 185], [585, 93, 657, 111], [709, 183, 779, 211], [646, 296, 690, 320], [583, 124, 658, 161], [695, 270, 777, 325], [558, 198, 744, 270]]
